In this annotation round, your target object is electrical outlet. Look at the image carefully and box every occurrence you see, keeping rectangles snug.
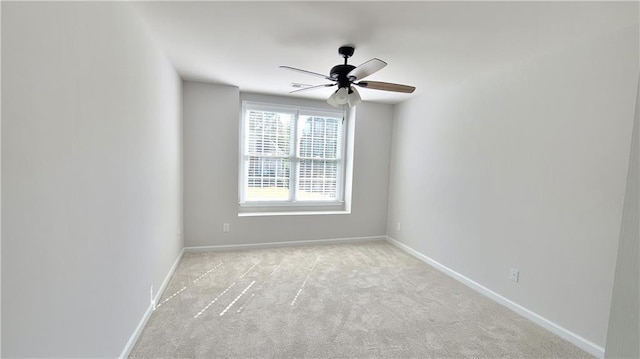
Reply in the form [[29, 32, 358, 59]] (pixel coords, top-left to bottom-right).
[[510, 268, 519, 283], [223, 223, 230, 233], [397, 222, 401, 231]]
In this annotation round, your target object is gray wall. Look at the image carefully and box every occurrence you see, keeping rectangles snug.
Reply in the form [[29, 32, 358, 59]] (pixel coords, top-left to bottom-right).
[[1, 3, 183, 357], [605, 76, 639, 359], [183, 81, 392, 247], [386, 25, 638, 349]]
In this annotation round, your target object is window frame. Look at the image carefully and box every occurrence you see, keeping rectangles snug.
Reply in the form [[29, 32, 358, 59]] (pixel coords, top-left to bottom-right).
[[239, 101, 348, 211]]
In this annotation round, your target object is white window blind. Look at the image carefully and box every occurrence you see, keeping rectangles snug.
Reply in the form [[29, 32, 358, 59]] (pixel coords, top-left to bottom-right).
[[241, 102, 345, 206]]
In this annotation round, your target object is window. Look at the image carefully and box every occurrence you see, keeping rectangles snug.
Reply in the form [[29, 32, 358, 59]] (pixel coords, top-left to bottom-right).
[[240, 102, 346, 209]]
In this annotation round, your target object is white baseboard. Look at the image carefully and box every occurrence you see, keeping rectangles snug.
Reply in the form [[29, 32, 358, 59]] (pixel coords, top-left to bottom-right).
[[385, 236, 605, 359], [119, 247, 185, 359], [118, 301, 154, 359], [153, 247, 185, 306], [184, 235, 385, 252]]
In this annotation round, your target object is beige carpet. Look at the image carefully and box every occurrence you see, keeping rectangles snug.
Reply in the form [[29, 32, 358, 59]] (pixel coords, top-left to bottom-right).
[[129, 241, 593, 358]]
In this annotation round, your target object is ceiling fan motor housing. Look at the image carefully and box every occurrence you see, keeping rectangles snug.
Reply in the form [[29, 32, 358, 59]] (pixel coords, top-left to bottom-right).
[[330, 45, 357, 88], [330, 64, 356, 88]]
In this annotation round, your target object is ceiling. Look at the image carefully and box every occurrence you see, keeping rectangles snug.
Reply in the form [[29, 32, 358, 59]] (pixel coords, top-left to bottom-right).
[[131, 1, 638, 105]]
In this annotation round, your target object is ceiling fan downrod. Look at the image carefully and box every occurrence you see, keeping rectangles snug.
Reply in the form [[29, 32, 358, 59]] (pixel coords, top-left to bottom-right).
[[330, 45, 357, 88]]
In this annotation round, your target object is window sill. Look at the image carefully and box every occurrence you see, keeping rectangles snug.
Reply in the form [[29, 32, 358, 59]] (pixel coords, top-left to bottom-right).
[[238, 210, 351, 217], [237, 201, 349, 217], [239, 200, 343, 207]]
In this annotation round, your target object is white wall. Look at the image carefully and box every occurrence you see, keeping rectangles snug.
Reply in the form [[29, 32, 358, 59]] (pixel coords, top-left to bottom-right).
[[604, 76, 639, 358], [183, 81, 392, 247], [386, 25, 638, 351], [1, 2, 182, 357], [1, 3, 3, 356]]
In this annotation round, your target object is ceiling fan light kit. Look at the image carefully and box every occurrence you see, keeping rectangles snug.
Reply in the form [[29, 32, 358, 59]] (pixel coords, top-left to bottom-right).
[[347, 87, 361, 107], [327, 86, 361, 107], [327, 87, 347, 107], [280, 45, 415, 108]]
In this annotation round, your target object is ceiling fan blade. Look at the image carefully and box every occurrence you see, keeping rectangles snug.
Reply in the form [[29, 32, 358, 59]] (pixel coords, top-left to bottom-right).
[[347, 58, 387, 81], [289, 83, 336, 94], [355, 81, 416, 93], [280, 66, 331, 80]]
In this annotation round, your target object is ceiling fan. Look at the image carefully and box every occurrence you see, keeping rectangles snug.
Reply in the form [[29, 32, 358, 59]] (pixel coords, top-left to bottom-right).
[[280, 45, 416, 108]]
